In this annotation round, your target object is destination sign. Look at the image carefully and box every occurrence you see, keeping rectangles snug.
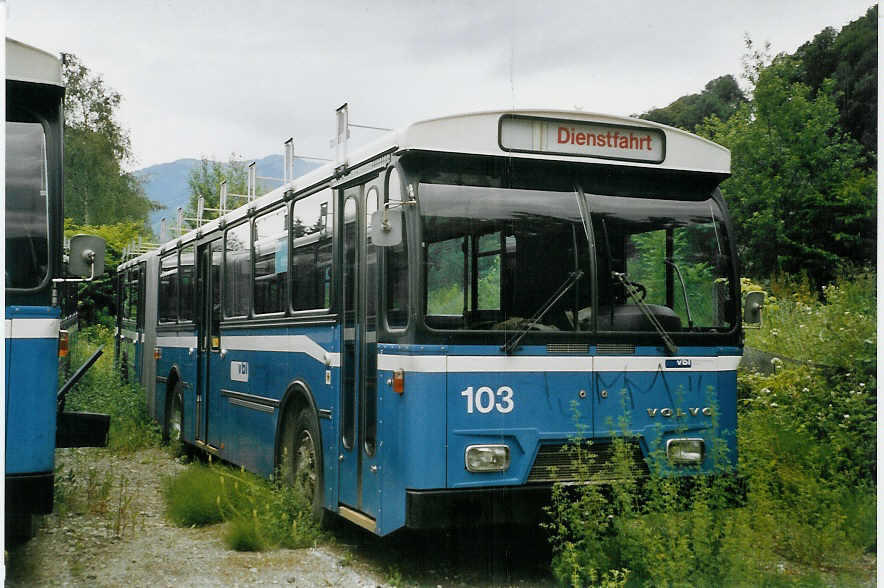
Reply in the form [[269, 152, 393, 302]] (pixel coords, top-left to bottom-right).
[[499, 115, 665, 163]]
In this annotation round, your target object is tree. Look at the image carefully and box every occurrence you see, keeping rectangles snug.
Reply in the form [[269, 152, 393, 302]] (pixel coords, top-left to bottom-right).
[[698, 54, 876, 285], [792, 6, 877, 160], [63, 219, 150, 326], [62, 54, 157, 227], [184, 156, 250, 229], [639, 75, 746, 132]]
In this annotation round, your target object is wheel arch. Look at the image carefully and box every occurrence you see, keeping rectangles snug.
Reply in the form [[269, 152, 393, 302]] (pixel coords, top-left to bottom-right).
[[162, 364, 183, 442], [274, 378, 322, 471]]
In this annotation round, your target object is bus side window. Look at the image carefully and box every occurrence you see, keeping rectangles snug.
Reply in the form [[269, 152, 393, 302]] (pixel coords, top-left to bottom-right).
[[385, 169, 408, 330], [292, 189, 333, 312], [253, 206, 287, 315], [158, 252, 178, 323], [179, 245, 195, 322], [224, 222, 251, 318]]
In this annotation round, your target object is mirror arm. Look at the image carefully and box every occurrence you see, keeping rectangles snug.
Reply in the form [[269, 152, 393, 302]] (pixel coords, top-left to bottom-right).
[[380, 199, 416, 233], [53, 251, 97, 284]]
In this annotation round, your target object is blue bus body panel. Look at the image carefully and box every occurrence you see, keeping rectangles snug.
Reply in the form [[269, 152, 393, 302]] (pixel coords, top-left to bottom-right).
[[5, 306, 60, 476], [374, 343, 740, 535], [155, 325, 340, 487]]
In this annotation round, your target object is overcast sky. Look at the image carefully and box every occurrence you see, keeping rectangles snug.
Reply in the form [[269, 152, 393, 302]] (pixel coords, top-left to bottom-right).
[[6, 1, 875, 170]]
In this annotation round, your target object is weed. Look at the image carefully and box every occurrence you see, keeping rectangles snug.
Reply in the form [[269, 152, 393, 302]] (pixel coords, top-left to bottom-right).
[[163, 462, 323, 551], [545, 273, 876, 586], [384, 564, 404, 587], [63, 325, 162, 452], [163, 465, 225, 527]]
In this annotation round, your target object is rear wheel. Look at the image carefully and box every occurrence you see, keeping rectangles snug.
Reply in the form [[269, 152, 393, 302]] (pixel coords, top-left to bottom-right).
[[163, 381, 183, 445], [281, 407, 327, 525]]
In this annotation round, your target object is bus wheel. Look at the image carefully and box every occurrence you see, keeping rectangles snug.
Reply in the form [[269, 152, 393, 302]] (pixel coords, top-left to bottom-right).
[[286, 409, 326, 526], [163, 382, 183, 446]]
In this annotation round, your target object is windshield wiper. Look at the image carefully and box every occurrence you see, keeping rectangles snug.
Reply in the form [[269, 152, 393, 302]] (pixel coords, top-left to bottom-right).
[[502, 270, 584, 355], [664, 258, 694, 330], [612, 271, 678, 355]]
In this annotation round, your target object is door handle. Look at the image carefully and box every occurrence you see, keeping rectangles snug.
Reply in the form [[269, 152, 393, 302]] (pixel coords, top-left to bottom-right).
[[188, 347, 195, 356], [220, 349, 228, 359]]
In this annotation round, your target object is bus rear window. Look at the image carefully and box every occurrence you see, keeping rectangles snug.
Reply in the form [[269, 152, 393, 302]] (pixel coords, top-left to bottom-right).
[[6, 122, 49, 289]]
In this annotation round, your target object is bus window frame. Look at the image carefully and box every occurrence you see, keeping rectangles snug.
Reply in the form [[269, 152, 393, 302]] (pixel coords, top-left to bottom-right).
[[179, 242, 196, 324], [4, 113, 57, 295], [253, 203, 289, 318], [223, 218, 253, 320], [381, 166, 410, 335], [158, 248, 179, 325], [290, 187, 335, 316]]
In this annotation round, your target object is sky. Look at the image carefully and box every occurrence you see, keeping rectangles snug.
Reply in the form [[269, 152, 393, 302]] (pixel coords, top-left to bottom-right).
[[5, 0, 876, 171]]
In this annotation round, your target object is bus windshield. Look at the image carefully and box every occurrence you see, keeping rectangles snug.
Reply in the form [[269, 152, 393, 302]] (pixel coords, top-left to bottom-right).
[[419, 182, 735, 334], [5, 121, 49, 290]]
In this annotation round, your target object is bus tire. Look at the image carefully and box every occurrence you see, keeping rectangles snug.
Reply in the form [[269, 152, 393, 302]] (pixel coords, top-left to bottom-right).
[[163, 381, 184, 447], [282, 407, 327, 526]]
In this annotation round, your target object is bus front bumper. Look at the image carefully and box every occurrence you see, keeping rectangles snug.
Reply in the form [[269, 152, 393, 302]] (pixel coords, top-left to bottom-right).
[[6, 472, 54, 515]]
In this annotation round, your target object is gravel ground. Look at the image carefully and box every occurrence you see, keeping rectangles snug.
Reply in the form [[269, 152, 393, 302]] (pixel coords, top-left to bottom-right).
[[5, 447, 388, 587]]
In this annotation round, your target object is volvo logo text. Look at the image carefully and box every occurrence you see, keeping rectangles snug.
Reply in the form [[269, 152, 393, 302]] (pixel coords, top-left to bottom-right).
[[647, 407, 713, 418]]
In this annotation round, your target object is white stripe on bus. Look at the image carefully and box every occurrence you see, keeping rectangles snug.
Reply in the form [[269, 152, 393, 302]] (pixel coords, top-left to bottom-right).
[[5, 318, 60, 339], [221, 335, 340, 367], [377, 355, 742, 373], [155, 336, 198, 348]]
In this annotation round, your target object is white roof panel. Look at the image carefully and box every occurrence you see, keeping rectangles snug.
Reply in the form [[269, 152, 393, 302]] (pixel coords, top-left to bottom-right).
[[6, 38, 63, 87]]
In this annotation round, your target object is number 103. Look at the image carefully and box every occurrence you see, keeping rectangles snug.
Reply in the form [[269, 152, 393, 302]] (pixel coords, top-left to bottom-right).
[[460, 386, 515, 414]]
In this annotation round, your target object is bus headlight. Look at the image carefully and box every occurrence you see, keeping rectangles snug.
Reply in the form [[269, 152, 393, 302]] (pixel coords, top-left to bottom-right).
[[666, 438, 705, 465], [465, 444, 510, 472]]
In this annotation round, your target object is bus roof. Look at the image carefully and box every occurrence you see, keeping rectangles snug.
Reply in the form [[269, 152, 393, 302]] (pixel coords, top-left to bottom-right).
[[121, 109, 730, 268], [6, 38, 63, 87]]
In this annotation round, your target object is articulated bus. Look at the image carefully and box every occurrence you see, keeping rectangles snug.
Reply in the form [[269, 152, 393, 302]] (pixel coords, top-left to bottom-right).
[[118, 110, 743, 536], [5, 38, 108, 540]]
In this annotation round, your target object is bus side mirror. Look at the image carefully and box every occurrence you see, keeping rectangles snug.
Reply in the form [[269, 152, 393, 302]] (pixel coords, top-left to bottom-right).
[[69, 234, 106, 278], [743, 290, 766, 328], [370, 208, 402, 247]]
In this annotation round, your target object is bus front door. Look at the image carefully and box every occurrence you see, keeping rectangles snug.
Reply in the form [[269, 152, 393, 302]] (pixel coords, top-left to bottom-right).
[[338, 184, 381, 529], [196, 239, 223, 448]]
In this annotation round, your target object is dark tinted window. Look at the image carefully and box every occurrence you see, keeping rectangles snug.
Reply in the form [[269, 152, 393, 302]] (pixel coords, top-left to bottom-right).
[[179, 245, 195, 321], [5, 122, 49, 289], [254, 207, 287, 314], [291, 190, 332, 311], [158, 253, 178, 323], [225, 222, 251, 317]]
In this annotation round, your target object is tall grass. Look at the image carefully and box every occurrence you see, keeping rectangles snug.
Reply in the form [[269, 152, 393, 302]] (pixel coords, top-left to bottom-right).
[[163, 461, 322, 551], [63, 324, 161, 452], [546, 273, 876, 586]]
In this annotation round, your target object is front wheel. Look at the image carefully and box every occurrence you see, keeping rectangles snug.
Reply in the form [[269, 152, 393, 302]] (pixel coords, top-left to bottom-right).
[[281, 408, 326, 525]]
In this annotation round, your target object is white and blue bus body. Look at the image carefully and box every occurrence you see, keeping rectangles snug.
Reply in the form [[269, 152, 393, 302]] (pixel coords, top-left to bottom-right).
[[120, 110, 741, 536], [5, 39, 68, 520]]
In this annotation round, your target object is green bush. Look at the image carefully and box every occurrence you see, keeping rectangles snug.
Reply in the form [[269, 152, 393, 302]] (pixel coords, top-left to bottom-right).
[[163, 461, 322, 551], [63, 324, 161, 452], [546, 273, 876, 586], [163, 464, 225, 527]]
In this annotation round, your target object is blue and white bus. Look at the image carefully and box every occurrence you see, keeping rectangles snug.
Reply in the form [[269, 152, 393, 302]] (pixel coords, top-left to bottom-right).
[[119, 109, 743, 536], [5, 38, 108, 540]]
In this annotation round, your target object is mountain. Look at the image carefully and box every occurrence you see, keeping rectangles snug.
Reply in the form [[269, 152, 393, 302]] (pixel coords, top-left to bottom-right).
[[135, 155, 321, 237]]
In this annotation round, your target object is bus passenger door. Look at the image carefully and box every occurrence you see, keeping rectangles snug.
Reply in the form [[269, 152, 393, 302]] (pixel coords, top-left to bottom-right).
[[196, 239, 222, 447], [338, 182, 381, 527]]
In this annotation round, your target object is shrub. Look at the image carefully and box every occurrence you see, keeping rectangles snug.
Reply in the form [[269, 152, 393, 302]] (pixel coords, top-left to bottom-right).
[[63, 325, 161, 452], [163, 461, 322, 551], [546, 273, 876, 586]]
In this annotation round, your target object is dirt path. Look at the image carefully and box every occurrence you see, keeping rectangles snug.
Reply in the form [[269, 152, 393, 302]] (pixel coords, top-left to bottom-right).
[[5, 447, 387, 587]]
